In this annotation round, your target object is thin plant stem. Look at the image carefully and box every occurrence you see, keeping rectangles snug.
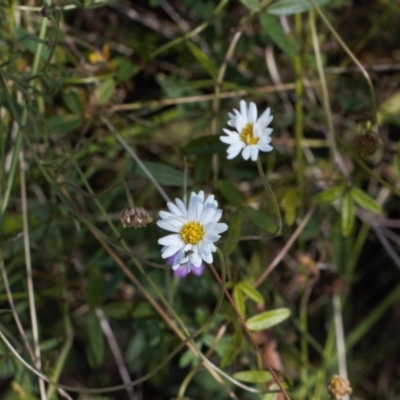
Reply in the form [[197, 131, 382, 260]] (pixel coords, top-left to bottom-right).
[[96, 308, 135, 400], [293, 13, 305, 218], [333, 294, 349, 400], [19, 149, 47, 400], [309, 0, 377, 118], [309, 9, 349, 179], [46, 264, 73, 400], [256, 157, 282, 235], [0, 259, 35, 361]]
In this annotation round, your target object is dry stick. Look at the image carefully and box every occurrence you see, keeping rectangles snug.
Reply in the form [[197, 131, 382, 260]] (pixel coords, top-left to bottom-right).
[[0, 261, 36, 362], [208, 262, 291, 400], [95, 308, 135, 400], [108, 81, 322, 114], [255, 207, 316, 288], [19, 149, 47, 400]]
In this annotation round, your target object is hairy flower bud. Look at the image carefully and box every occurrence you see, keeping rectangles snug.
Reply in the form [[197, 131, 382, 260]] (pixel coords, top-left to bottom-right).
[[327, 375, 352, 399], [120, 206, 152, 228], [352, 133, 377, 157]]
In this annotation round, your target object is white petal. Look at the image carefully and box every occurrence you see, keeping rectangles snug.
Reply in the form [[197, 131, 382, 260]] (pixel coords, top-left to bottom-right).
[[239, 100, 247, 118], [258, 142, 273, 152], [175, 198, 188, 217], [191, 251, 203, 267], [258, 107, 273, 128], [248, 102, 257, 124], [220, 135, 239, 145], [166, 201, 184, 216], [261, 127, 273, 137], [250, 146, 259, 161], [158, 233, 182, 246], [235, 113, 247, 133], [214, 222, 228, 233], [157, 219, 183, 232], [242, 146, 251, 160], [162, 243, 184, 258], [253, 123, 262, 138]]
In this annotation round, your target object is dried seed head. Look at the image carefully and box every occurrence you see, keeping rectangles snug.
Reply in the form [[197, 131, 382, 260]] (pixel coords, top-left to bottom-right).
[[327, 375, 352, 399], [120, 206, 153, 228], [352, 133, 377, 157]]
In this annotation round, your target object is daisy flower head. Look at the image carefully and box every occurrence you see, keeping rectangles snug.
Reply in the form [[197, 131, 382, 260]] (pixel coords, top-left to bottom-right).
[[220, 100, 273, 161], [157, 191, 228, 271], [167, 252, 205, 278]]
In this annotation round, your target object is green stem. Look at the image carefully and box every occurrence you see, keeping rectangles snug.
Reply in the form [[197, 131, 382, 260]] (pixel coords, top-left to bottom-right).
[[256, 157, 282, 235], [293, 13, 305, 217]]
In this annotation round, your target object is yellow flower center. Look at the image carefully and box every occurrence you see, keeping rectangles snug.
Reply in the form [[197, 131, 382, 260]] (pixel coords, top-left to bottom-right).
[[180, 222, 204, 245], [240, 123, 258, 145]]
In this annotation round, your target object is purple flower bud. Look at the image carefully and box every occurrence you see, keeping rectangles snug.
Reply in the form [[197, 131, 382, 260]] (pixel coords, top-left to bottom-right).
[[167, 253, 205, 279]]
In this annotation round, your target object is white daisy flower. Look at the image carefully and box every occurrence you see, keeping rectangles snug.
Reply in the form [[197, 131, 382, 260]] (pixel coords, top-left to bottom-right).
[[220, 100, 274, 161], [157, 191, 228, 271]]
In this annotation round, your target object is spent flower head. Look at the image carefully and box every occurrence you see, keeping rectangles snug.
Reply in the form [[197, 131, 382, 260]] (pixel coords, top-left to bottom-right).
[[157, 191, 228, 271], [220, 100, 273, 161]]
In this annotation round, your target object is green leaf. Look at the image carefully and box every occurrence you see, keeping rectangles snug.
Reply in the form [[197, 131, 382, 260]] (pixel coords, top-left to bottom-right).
[[87, 263, 104, 307], [126, 332, 145, 373], [341, 192, 354, 237], [246, 308, 291, 331], [85, 311, 104, 368], [268, 0, 331, 15], [186, 42, 217, 78], [135, 161, 193, 187], [225, 209, 243, 255], [184, 135, 226, 156], [95, 78, 115, 104], [63, 87, 84, 115], [313, 186, 344, 204], [220, 330, 244, 368], [115, 56, 140, 82], [263, 384, 279, 400], [102, 302, 133, 319], [350, 187, 382, 214], [233, 370, 273, 383], [238, 281, 264, 304], [47, 115, 82, 134], [244, 206, 276, 233], [259, 14, 297, 56], [239, 0, 261, 12], [219, 180, 244, 206], [282, 186, 297, 226], [233, 284, 246, 318]]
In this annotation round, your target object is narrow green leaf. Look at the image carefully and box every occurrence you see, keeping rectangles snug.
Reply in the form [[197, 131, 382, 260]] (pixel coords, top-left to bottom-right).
[[186, 42, 217, 78], [114, 56, 140, 82], [260, 14, 297, 56], [47, 115, 82, 134], [184, 135, 226, 156], [135, 161, 193, 187], [350, 187, 382, 214], [263, 384, 279, 400], [246, 308, 291, 331], [341, 192, 354, 237], [313, 186, 344, 204], [225, 209, 243, 255], [220, 330, 244, 368], [282, 186, 297, 226], [238, 281, 264, 305], [244, 206, 276, 233], [239, 0, 261, 12], [95, 78, 115, 104], [87, 263, 104, 307], [85, 311, 104, 368], [233, 284, 246, 318], [63, 87, 83, 115], [268, 0, 331, 15], [219, 180, 244, 206], [233, 370, 273, 383]]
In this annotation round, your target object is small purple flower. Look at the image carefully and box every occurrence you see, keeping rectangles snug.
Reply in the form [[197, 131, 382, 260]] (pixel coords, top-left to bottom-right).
[[167, 253, 205, 278]]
